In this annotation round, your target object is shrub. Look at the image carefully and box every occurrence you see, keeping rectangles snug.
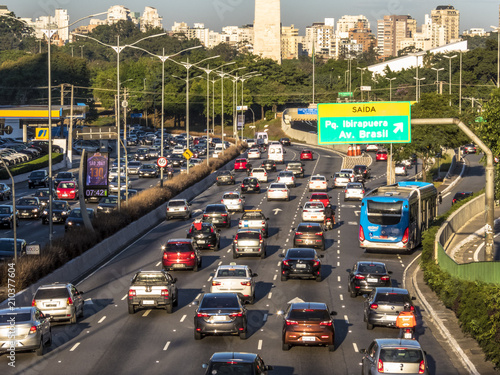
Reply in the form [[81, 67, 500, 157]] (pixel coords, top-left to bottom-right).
[[265, 110, 275, 121], [0, 153, 63, 179]]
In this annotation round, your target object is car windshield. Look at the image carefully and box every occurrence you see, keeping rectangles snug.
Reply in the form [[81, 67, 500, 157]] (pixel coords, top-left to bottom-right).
[[35, 190, 50, 197], [59, 183, 75, 189], [270, 183, 287, 189], [367, 200, 402, 225], [34, 288, 68, 299], [379, 348, 423, 363], [53, 202, 68, 210], [205, 205, 226, 213], [353, 166, 366, 173], [358, 264, 387, 273], [216, 269, 248, 277], [31, 172, 45, 177], [134, 273, 167, 284], [288, 163, 301, 168], [17, 198, 37, 205], [165, 242, 193, 252], [200, 295, 239, 309], [288, 309, 330, 321], [347, 183, 363, 189], [242, 212, 265, 220], [305, 202, 323, 210], [168, 201, 186, 207], [337, 172, 351, 178], [287, 249, 316, 258], [190, 225, 213, 234], [279, 172, 293, 177], [0, 313, 31, 323], [237, 231, 260, 240], [208, 363, 254, 374], [311, 176, 324, 181], [223, 194, 240, 200], [0, 207, 11, 214], [375, 293, 410, 304], [69, 209, 93, 218], [0, 239, 24, 251], [297, 225, 321, 233], [57, 173, 72, 179], [142, 165, 155, 170], [311, 194, 327, 199], [101, 197, 118, 204]]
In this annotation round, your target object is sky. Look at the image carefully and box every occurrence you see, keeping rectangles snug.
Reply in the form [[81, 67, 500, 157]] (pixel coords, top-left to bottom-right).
[[5, 0, 500, 35]]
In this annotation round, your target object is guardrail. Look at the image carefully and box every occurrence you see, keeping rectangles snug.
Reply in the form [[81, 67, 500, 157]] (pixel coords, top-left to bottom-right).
[[435, 193, 500, 283]]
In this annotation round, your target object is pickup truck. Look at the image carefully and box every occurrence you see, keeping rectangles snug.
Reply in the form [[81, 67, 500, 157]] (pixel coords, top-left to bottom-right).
[[238, 210, 269, 237], [128, 270, 178, 314]]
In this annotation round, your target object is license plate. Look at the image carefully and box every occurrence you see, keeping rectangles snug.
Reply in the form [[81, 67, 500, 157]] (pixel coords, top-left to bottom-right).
[[198, 240, 206, 244], [296, 263, 307, 269], [367, 278, 378, 283], [45, 304, 56, 307], [311, 216, 317, 219], [212, 315, 228, 321], [21, 213, 29, 216], [213, 219, 219, 223], [142, 300, 155, 305], [386, 315, 398, 321], [173, 264, 185, 268], [245, 248, 254, 252], [380, 235, 388, 239], [302, 336, 316, 342], [305, 240, 313, 244]]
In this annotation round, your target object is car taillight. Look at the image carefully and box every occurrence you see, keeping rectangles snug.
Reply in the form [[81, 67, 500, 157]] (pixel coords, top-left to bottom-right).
[[221, 200, 223, 203], [221, 214, 228, 217], [203, 214, 209, 218], [67, 297, 73, 306], [241, 281, 251, 286], [261, 220, 266, 225], [402, 227, 409, 244], [161, 289, 169, 297], [286, 320, 298, 325], [31, 300, 36, 307], [259, 234, 263, 243], [29, 325, 37, 334], [282, 190, 287, 192], [166, 207, 170, 211], [210, 227, 214, 233], [362, 190, 365, 194], [229, 312, 243, 317], [359, 226, 365, 241], [182, 207, 187, 211], [256, 184, 259, 188], [295, 232, 303, 235], [419, 360, 425, 374], [212, 281, 221, 286], [381, 276, 390, 281], [197, 313, 210, 317], [128, 289, 136, 298], [283, 260, 289, 266], [241, 184, 245, 188], [378, 359, 384, 372], [319, 321, 332, 326], [370, 303, 378, 309], [313, 260, 320, 267], [315, 232, 323, 236], [163, 252, 168, 260], [344, 190, 348, 193], [355, 274, 365, 280], [238, 199, 242, 203], [190, 253, 196, 259], [410, 305, 415, 311]]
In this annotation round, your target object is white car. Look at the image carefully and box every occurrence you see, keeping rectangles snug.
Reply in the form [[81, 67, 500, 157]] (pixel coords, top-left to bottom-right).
[[340, 169, 355, 181], [308, 175, 328, 192], [267, 182, 290, 201], [172, 145, 184, 155], [221, 191, 245, 212], [246, 139, 256, 148], [395, 164, 408, 176], [250, 168, 268, 182], [108, 176, 132, 193], [301, 201, 325, 222], [333, 171, 352, 188], [247, 148, 261, 159], [210, 264, 257, 304], [277, 171, 296, 187], [109, 166, 126, 181], [366, 144, 379, 152], [344, 182, 365, 201]]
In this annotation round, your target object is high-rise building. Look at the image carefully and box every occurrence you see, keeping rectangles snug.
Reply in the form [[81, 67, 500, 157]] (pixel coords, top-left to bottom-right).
[[107, 5, 138, 25], [0, 5, 10, 15], [254, 0, 281, 63], [336, 15, 370, 38], [377, 15, 416, 58], [140, 6, 162, 32], [348, 21, 376, 53], [305, 21, 335, 58], [22, 9, 70, 45], [431, 5, 460, 44], [281, 24, 299, 59]]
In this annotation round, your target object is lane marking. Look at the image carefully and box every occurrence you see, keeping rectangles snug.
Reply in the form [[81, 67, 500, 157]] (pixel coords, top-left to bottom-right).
[[258, 340, 263, 350], [180, 315, 187, 323], [353, 343, 359, 352], [195, 293, 202, 300], [142, 309, 152, 317], [163, 341, 171, 351], [268, 292, 272, 299], [344, 315, 349, 323], [207, 276, 213, 282], [97, 316, 106, 324], [339, 294, 344, 301], [69, 343, 80, 351], [121, 295, 127, 301], [273, 274, 277, 281], [337, 276, 341, 282], [155, 261, 161, 267]]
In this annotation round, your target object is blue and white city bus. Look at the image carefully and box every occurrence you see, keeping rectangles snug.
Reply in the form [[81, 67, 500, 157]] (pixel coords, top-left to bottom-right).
[[359, 181, 438, 252]]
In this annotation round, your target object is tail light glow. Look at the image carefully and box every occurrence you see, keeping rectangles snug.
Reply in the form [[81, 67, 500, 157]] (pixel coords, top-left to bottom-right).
[[402, 227, 409, 244], [355, 274, 365, 280], [161, 289, 169, 297], [419, 360, 425, 374], [378, 359, 384, 372], [128, 289, 136, 298], [359, 226, 365, 242], [370, 303, 378, 310], [381, 276, 390, 281], [29, 325, 37, 334], [319, 321, 332, 326], [286, 320, 298, 325], [240, 281, 251, 286], [67, 297, 73, 306], [197, 313, 210, 317], [212, 281, 221, 286], [31, 300, 36, 307]]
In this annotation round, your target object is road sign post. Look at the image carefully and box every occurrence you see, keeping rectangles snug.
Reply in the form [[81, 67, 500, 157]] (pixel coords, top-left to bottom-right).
[[183, 149, 193, 160], [318, 102, 411, 144], [157, 156, 167, 168]]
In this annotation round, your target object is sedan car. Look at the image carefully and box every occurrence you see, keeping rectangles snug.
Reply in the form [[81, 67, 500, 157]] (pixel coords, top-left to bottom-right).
[[353, 165, 371, 181], [28, 170, 49, 189], [202, 352, 273, 375], [211, 264, 257, 303], [395, 163, 407, 176], [96, 196, 119, 214], [238, 210, 269, 237], [332, 171, 352, 188], [293, 222, 325, 250], [202, 204, 231, 228], [233, 228, 266, 259], [186, 221, 220, 250], [56, 180, 79, 200], [33, 188, 56, 208], [365, 144, 379, 152], [280, 248, 323, 281], [162, 238, 201, 271], [344, 182, 365, 201], [267, 182, 290, 201], [32, 282, 84, 324], [221, 191, 244, 212], [301, 201, 325, 222], [0, 183, 12, 201], [0, 205, 17, 228], [16, 197, 42, 219], [360, 338, 428, 375], [0, 306, 52, 356], [261, 159, 277, 172], [286, 162, 304, 178], [308, 175, 328, 192], [216, 170, 235, 185], [463, 144, 477, 154], [348, 261, 392, 298], [194, 293, 248, 340], [300, 150, 313, 161], [240, 177, 260, 193], [250, 168, 268, 183], [65, 208, 95, 231], [277, 170, 296, 187], [247, 148, 261, 160], [280, 137, 291, 146], [109, 176, 132, 193], [364, 287, 415, 330], [280, 302, 335, 352], [376, 150, 388, 161], [40, 200, 71, 224], [127, 161, 142, 175], [452, 191, 473, 205], [135, 147, 151, 161], [309, 193, 332, 208], [54, 171, 76, 186], [138, 163, 159, 178]]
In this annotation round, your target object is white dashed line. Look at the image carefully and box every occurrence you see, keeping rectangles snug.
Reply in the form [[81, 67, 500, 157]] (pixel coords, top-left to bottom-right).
[[337, 276, 341, 282], [353, 343, 359, 352], [180, 315, 186, 323], [277, 262, 281, 267], [344, 315, 349, 323], [121, 295, 127, 301], [155, 261, 161, 267], [339, 294, 344, 301], [69, 343, 80, 351], [258, 340, 263, 350], [273, 275, 277, 281], [268, 292, 272, 299], [337, 262, 340, 267], [163, 341, 171, 351], [195, 293, 202, 300], [207, 276, 213, 282], [218, 261, 222, 265], [142, 309, 152, 317], [97, 316, 106, 324]]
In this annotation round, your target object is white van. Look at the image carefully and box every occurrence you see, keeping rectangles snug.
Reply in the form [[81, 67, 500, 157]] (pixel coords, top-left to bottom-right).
[[255, 132, 269, 145], [268, 143, 284, 163]]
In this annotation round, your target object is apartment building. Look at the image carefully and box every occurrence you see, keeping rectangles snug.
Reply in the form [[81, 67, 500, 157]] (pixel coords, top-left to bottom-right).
[[431, 5, 460, 44]]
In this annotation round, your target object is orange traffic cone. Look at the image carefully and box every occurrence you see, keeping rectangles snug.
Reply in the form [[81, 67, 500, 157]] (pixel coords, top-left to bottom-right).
[[347, 145, 353, 156]]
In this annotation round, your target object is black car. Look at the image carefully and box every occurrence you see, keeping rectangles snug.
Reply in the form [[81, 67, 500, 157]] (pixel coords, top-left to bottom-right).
[[28, 170, 49, 189], [0, 238, 27, 261], [194, 293, 248, 340], [186, 221, 220, 250], [96, 196, 119, 214], [168, 155, 185, 168], [280, 137, 291, 146], [261, 159, 277, 172], [202, 204, 231, 228], [240, 177, 260, 193], [452, 191, 473, 204], [280, 248, 323, 282], [65, 208, 95, 231], [0, 205, 17, 228], [202, 353, 273, 375], [16, 197, 42, 219], [352, 165, 371, 182], [348, 261, 392, 298], [40, 200, 71, 224], [135, 148, 150, 161], [0, 183, 12, 201], [216, 170, 235, 185], [54, 171, 76, 186], [139, 163, 159, 178], [293, 222, 325, 251], [33, 188, 56, 208], [363, 287, 416, 330]]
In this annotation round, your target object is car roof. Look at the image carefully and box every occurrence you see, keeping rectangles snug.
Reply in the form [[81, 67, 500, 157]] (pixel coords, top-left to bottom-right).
[[237, 228, 261, 233], [37, 282, 70, 289], [166, 238, 193, 243], [289, 302, 328, 310], [210, 352, 258, 362], [217, 264, 249, 270], [0, 306, 33, 315], [374, 287, 409, 294], [169, 199, 188, 203], [372, 338, 423, 349]]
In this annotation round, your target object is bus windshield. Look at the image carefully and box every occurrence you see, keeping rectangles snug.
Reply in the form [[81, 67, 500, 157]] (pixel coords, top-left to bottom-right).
[[366, 200, 402, 225]]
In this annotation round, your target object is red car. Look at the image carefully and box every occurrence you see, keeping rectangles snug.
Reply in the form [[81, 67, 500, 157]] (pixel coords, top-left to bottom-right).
[[376, 150, 388, 162], [56, 180, 79, 200], [162, 239, 201, 271], [300, 150, 314, 161], [309, 193, 332, 208], [234, 158, 249, 172]]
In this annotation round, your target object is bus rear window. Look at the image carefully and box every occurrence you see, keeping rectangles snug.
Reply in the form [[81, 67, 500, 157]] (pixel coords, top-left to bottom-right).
[[367, 200, 402, 225]]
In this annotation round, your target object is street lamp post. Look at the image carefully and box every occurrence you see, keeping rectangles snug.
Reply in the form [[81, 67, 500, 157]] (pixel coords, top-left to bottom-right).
[[431, 67, 444, 93], [239, 73, 261, 140], [385, 77, 396, 101], [413, 77, 425, 101], [491, 26, 500, 88], [357, 67, 367, 101], [443, 54, 457, 106]]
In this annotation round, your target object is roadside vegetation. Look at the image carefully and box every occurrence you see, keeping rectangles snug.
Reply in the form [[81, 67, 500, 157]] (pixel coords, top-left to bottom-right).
[[0, 153, 63, 179]]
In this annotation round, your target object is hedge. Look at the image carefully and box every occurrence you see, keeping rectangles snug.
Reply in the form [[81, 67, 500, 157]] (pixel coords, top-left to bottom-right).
[[0, 153, 64, 179], [420, 190, 500, 368]]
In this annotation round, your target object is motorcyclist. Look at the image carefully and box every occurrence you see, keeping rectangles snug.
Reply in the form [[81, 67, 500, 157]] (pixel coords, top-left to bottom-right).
[[396, 302, 417, 338], [324, 204, 335, 228], [193, 218, 203, 231]]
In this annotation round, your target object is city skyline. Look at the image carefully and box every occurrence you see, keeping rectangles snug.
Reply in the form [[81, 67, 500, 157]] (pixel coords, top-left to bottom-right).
[[4, 0, 499, 34]]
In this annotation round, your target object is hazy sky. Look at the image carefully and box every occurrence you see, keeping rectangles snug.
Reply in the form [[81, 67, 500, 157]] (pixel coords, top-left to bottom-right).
[[5, 0, 500, 34]]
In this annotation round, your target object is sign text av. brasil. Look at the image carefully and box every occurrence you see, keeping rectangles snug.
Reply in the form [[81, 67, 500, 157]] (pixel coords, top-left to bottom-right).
[[318, 102, 411, 144]]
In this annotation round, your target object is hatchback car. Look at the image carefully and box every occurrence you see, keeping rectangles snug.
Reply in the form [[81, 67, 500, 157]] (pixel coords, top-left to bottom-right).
[[280, 302, 335, 351], [353, 165, 371, 181], [309, 192, 332, 208], [162, 238, 201, 271], [280, 137, 291, 146], [233, 228, 266, 259], [300, 150, 313, 161], [267, 182, 290, 201], [360, 338, 428, 375], [54, 171, 76, 186], [241, 177, 260, 193], [332, 171, 352, 188], [56, 180, 79, 200], [452, 191, 473, 205], [0, 205, 17, 228], [261, 159, 277, 172], [301, 202, 325, 222], [280, 247, 323, 281], [348, 261, 392, 298], [0, 306, 52, 356], [277, 170, 296, 187], [221, 191, 244, 212], [216, 170, 235, 185], [16, 197, 42, 219], [96, 195, 119, 214], [365, 144, 379, 152], [32, 282, 84, 324], [344, 182, 365, 201], [376, 150, 388, 161], [234, 158, 249, 172], [166, 199, 191, 220], [28, 170, 49, 189], [463, 144, 477, 154], [202, 352, 273, 375], [364, 287, 416, 330], [202, 204, 231, 228], [308, 175, 328, 192], [65, 208, 95, 231], [293, 222, 325, 250], [194, 293, 248, 340], [41, 200, 71, 224], [395, 164, 407, 176], [138, 163, 159, 178], [250, 168, 268, 182], [247, 148, 261, 159], [211, 264, 257, 303], [34, 188, 56, 207], [186, 221, 220, 250]]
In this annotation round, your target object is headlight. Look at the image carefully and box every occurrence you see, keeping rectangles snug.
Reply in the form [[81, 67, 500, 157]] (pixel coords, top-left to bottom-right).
[[67, 221, 73, 226], [32, 209, 38, 212], [62, 211, 68, 215], [42, 210, 48, 215], [1, 217, 8, 221]]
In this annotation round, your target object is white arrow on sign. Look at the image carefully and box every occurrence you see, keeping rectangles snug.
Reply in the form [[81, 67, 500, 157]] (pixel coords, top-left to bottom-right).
[[273, 208, 282, 215], [394, 122, 404, 134]]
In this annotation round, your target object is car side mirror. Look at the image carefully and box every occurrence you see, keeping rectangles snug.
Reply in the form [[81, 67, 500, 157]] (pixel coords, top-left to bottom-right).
[[362, 294, 369, 299], [319, 254, 325, 258], [279, 254, 285, 258], [252, 273, 258, 277], [359, 349, 367, 354], [411, 296, 416, 300], [173, 278, 177, 283], [346, 269, 351, 273], [266, 218, 269, 221], [388, 271, 393, 274], [202, 363, 208, 369], [330, 311, 337, 316]]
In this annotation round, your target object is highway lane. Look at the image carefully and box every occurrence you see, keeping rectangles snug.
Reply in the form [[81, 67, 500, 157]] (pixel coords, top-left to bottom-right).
[[2, 145, 472, 375]]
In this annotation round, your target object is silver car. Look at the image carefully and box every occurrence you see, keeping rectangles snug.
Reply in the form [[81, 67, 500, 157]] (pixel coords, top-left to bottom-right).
[[0, 306, 52, 356], [332, 171, 352, 188], [210, 264, 258, 303], [267, 182, 290, 201], [127, 161, 142, 175], [360, 338, 428, 374], [166, 199, 191, 220], [277, 171, 296, 187], [344, 182, 365, 201], [232, 228, 266, 259], [109, 176, 132, 193], [221, 191, 245, 212], [32, 283, 85, 324]]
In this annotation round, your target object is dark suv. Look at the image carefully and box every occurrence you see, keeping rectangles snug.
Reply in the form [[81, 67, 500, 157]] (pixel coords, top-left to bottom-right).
[[186, 222, 220, 250], [353, 165, 371, 182], [280, 248, 323, 282], [202, 353, 273, 375], [240, 177, 260, 193], [452, 191, 473, 205], [194, 293, 248, 340], [261, 159, 277, 172], [348, 261, 392, 298], [363, 287, 416, 330], [202, 204, 231, 228], [28, 170, 49, 189], [293, 222, 325, 250]]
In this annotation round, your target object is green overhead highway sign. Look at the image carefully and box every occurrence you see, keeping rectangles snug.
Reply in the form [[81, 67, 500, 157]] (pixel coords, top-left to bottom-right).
[[338, 92, 353, 98], [318, 102, 411, 144]]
